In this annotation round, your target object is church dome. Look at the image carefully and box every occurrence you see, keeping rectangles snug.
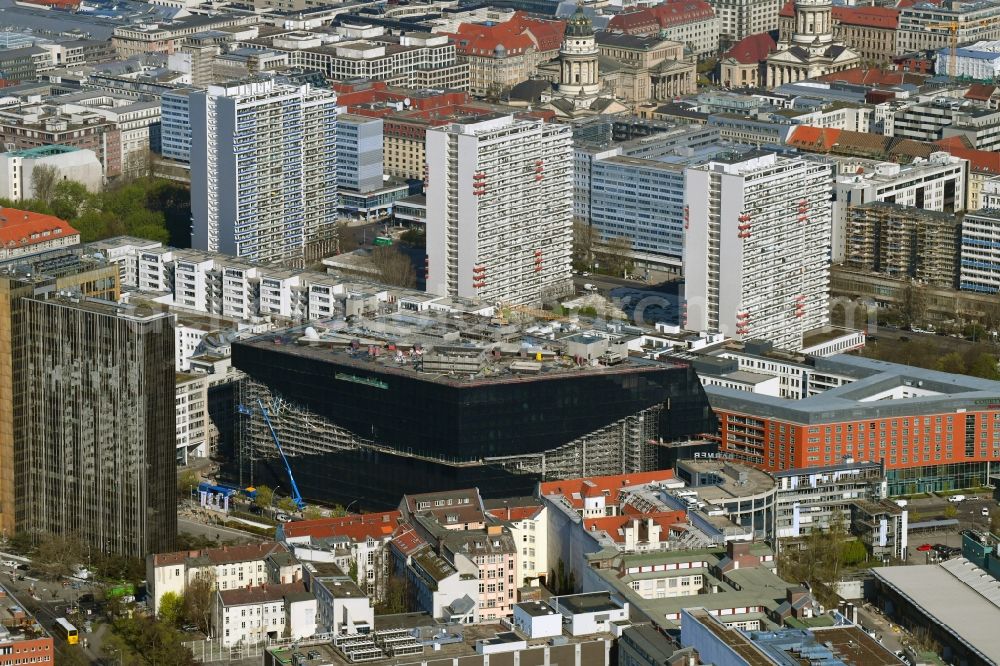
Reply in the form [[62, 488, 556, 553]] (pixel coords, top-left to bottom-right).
[[565, 4, 594, 37]]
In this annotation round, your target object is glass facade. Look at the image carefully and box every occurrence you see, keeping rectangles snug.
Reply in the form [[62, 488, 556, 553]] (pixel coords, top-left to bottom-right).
[[230, 342, 716, 507], [887, 461, 990, 496]]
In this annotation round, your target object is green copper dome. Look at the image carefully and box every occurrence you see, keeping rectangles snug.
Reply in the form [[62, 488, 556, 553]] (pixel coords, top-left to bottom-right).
[[565, 4, 594, 37]]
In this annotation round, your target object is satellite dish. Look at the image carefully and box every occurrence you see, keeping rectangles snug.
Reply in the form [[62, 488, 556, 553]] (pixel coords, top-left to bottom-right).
[[403, 97, 411, 107]]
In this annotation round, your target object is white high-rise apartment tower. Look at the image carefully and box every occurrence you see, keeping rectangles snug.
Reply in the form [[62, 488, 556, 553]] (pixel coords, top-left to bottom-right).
[[190, 79, 337, 264], [425, 115, 573, 305], [684, 152, 833, 352]]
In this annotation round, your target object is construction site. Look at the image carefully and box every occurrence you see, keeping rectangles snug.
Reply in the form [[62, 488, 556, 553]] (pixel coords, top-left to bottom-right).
[[228, 307, 715, 508], [843, 202, 960, 288]]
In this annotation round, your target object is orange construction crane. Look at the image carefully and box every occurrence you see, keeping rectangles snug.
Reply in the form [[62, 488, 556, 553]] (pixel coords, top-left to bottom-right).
[[928, 17, 1000, 78]]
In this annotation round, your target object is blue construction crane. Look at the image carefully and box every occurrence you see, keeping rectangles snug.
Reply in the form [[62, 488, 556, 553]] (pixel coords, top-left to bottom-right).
[[237, 399, 306, 510]]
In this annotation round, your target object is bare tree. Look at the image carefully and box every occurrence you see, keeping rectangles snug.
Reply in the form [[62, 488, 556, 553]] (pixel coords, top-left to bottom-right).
[[595, 235, 634, 278], [572, 220, 594, 271], [31, 165, 60, 203], [183, 571, 216, 634], [337, 221, 359, 254], [371, 246, 416, 288]]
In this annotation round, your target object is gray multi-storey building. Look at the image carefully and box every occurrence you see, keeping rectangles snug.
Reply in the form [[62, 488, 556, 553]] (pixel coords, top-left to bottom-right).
[[773, 460, 886, 539], [18, 295, 177, 558], [190, 78, 338, 265]]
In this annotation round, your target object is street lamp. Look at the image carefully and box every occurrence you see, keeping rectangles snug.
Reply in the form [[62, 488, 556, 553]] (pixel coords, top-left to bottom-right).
[[345, 499, 359, 515]]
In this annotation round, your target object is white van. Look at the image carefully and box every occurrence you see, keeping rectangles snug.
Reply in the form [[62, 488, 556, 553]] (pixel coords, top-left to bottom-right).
[[948, 495, 966, 503]]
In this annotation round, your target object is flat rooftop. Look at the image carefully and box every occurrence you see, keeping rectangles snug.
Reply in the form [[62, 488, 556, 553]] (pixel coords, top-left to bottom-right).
[[553, 592, 622, 615], [676, 459, 776, 500], [267, 621, 613, 665], [872, 559, 1000, 664], [237, 321, 682, 387]]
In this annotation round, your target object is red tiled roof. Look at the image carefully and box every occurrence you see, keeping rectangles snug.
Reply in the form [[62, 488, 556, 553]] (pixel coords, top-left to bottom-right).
[[965, 83, 999, 101], [390, 523, 427, 556], [835, 6, 898, 28], [280, 510, 401, 542], [817, 67, 926, 86], [723, 32, 776, 64], [452, 13, 566, 57], [487, 505, 543, 522], [787, 126, 843, 151], [935, 142, 1000, 174], [895, 0, 942, 8], [582, 511, 688, 543], [539, 470, 675, 509], [609, 0, 715, 33], [0, 208, 78, 248]]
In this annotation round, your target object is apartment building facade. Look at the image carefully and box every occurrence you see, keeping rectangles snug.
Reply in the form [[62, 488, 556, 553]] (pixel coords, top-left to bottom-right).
[[683, 151, 832, 351], [176, 373, 209, 464], [189, 79, 338, 265], [425, 115, 573, 305], [147, 542, 301, 614], [708, 0, 782, 47], [214, 582, 316, 647]]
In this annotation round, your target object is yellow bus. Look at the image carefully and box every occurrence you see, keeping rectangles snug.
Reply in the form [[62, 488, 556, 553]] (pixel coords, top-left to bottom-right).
[[53, 618, 78, 645]]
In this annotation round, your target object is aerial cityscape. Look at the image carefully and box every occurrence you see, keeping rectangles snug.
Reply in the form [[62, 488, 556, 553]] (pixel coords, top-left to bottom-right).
[[2, 0, 1000, 663]]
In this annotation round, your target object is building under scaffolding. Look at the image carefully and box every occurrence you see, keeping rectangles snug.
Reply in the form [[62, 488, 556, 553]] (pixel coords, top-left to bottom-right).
[[231, 313, 715, 508]]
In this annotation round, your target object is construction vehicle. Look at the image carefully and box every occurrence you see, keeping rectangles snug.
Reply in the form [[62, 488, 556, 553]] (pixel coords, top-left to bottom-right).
[[927, 18, 1000, 78], [237, 399, 306, 510]]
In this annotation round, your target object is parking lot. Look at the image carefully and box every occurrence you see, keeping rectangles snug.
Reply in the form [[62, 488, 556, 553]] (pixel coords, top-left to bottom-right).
[[904, 493, 996, 564]]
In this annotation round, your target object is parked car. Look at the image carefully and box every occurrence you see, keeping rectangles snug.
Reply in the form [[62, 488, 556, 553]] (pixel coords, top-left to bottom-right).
[[916, 544, 933, 552], [948, 495, 966, 503], [275, 513, 292, 523], [983, 507, 990, 517]]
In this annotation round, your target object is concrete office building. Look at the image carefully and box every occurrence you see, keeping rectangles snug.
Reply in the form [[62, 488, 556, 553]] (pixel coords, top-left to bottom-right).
[[773, 460, 886, 539], [337, 114, 407, 219], [684, 151, 832, 352], [160, 87, 195, 164], [425, 115, 573, 305], [18, 295, 176, 557], [574, 124, 725, 272], [190, 78, 338, 265], [961, 209, 1000, 294]]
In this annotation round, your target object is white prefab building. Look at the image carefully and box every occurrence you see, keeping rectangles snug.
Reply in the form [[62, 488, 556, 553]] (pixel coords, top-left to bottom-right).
[[513, 600, 562, 638], [425, 115, 573, 306], [303, 562, 374, 636], [0, 146, 103, 201], [683, 152, 832, 352], [550, 593, 629, 637], [190, 79, 338, 264]]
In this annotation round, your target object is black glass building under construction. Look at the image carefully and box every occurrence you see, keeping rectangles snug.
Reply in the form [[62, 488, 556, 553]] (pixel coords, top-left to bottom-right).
[[231, 326, 715, 508]]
